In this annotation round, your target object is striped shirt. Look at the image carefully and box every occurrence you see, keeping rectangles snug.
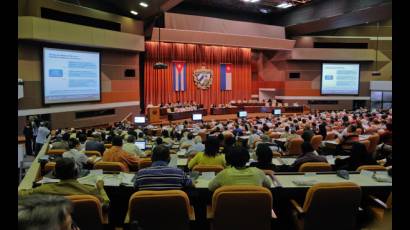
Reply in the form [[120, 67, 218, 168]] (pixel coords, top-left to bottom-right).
[[134, 161, 192, 190]]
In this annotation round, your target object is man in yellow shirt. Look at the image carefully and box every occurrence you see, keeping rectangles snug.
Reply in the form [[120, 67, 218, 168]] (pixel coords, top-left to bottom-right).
[[188, 137, 226, 169], [208, 146, 272, 191], [18, 158, 110, 207]]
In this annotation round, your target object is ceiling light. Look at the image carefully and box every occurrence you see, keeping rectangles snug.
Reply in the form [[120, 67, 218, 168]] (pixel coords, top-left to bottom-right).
[[242, 0, 260, 3], [259, 8, 271, 14], [139, 2, 148, 7], [276, 2, 293, 8], [130, 10, 138, 15]]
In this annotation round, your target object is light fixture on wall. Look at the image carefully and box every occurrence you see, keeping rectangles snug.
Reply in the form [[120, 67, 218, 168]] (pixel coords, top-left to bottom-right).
[[153, 15, 168, 69], [372, 21, 381, 76]]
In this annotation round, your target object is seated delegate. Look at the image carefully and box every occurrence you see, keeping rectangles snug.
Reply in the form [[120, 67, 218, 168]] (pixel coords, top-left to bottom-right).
[[134, 145, 193, 190], [208, 146, 272, 191]]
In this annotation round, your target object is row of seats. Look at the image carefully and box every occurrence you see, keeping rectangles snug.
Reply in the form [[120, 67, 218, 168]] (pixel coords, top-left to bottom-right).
[[67, 184, 392, 230], [44, 160, 387, 175]]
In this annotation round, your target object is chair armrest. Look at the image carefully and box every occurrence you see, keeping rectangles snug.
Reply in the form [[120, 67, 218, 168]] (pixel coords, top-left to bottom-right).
[[189, 205, 196, 221], [124, 212, 130, 224], [206, 205, 214, 219], [369, 195, 388, 209], [290, 199, 304, 217]]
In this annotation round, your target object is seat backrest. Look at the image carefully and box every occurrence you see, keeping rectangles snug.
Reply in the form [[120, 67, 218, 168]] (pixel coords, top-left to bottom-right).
[[299, 162, 332, 172], [287, 138, 304, 155], [198, 132, 207, 142], [128, 190, 191, 230], [66, 195, 104, 230], [356, 165, 387, 172], [269, 133, 281, 139], [310, 135, 323, 150], [85, 150, 101, 157], [94, 161, 127, 172], [325, 133, 336, 141], [386, 193, 392, 209], [367, 134, 380, 154], [212, 185, 272, 230], [138, 158, 152, 169], [192, 165, 224, 174], [303, 182, 362, 230], [360, 140, 370, 152], [47, 149, 65, 155], [44, 161, 56, 174]]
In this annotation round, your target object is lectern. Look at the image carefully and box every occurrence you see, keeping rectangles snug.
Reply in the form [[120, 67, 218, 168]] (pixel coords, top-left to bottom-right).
[[147, 106, 160, 123]]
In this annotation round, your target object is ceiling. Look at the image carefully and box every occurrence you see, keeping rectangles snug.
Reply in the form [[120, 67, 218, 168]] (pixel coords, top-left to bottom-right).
[[57, 0, 391, 36], [59, 0, 317, 22]]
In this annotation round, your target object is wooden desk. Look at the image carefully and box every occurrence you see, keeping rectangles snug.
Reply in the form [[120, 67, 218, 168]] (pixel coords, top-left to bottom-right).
[[210, 106, 306, 115], [167, 109, 207, 121]]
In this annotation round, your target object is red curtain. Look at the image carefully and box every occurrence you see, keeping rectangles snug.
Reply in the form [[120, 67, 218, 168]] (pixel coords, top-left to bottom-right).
[[144, 42, 252, 108]]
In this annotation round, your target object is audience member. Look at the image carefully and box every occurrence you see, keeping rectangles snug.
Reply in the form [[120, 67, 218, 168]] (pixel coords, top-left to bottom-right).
[[122, 135, 146, 157], [85, 133, 105, 154], [18, 195, 79, 230], [134, 145, 193, 190], [19, 158, 109, 206], [188, 136, 226, 169], [250, 143, 276, 171], [102, 135, 139, 171], [208, 146, 272, 191], [291, 142, 327, 171]]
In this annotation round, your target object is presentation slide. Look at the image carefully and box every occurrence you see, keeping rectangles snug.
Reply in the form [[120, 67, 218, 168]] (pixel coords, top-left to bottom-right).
[[134, 116, 146, 124], [321, 63, 360, 95], [43, 48, 101, 104]]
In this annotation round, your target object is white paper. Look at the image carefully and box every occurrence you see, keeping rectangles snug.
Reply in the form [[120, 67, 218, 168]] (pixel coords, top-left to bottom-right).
[[304, 172, 317, 177], [292, 176, 317, 186], [77, 174, 98, 186], [177, 158, 188, 166], [89, 169, 103, 175], [38, 177, 60, 184], [102, 174, 121, 187], [200, 172, 215, 180], [120, 172, 135, 186]]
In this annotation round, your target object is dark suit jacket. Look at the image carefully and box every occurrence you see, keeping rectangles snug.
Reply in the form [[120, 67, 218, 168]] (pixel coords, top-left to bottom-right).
[[85, 140, 105, 154]]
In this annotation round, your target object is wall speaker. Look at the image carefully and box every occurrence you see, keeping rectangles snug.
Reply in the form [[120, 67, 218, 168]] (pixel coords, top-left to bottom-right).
[[289, 72, 300, 79], [125, 69, 136, 77]]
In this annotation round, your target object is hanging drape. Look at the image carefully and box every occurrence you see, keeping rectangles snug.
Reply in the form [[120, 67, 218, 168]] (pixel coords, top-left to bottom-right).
[[144, 42, 252, 108]]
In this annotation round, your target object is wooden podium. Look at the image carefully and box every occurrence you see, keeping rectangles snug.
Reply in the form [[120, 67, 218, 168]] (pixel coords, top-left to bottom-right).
[[147, 106, 160, 123]]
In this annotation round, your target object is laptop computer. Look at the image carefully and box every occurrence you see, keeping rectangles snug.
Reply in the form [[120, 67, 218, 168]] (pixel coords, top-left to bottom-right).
[[135, 141, 146, 150]]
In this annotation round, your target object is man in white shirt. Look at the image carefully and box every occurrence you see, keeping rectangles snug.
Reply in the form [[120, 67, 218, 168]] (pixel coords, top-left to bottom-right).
[[35, 122, 50, 155], [122, 135, 145, 157], [63, 138, 93, 169]]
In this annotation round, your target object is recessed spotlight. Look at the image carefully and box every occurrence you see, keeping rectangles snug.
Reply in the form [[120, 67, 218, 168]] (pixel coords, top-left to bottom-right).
[[139, 2, 148, 7], [259, 8, 271, 14], [276, 2, 293, 8], [130, 10, 138, 15]]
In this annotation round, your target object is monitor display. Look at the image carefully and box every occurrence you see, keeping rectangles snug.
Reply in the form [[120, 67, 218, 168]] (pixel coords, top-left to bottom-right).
[[273, 109, 282, 115], [134, 116, 146, 124], [192, 113, 202, 121], [43, 47, 101, 104], [321, 63, 360, 95], [135, 141, 146, 150], [238, 111, 247, 118]]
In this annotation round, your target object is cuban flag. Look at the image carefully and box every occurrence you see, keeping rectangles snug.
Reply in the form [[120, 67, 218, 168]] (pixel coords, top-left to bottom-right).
[[220, 63, 232, 91], [172, 61, 187, 91]]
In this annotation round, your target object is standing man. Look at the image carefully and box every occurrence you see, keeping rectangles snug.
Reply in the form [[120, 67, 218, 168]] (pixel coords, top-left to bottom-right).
[[23, 121, 33, 156], [35, 122, 50, 155]]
